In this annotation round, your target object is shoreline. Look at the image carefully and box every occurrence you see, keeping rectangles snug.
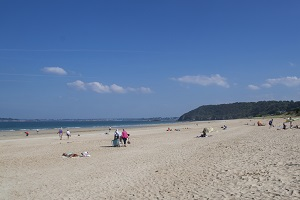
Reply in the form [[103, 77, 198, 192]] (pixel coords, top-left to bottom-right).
[[0, 120, 179, 133], [0, 121, 191, 141], [0, 117, 298, 140]]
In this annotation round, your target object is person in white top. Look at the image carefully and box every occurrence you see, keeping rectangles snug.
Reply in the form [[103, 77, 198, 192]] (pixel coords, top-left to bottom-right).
[[66, 130, 71, 139]]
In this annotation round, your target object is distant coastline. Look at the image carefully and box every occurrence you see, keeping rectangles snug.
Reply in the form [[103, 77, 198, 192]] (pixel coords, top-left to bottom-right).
[[0, 117, 178, 122]]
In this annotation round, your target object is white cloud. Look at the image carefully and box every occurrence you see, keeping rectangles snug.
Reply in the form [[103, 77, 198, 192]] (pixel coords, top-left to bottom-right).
[[42, 67, 67, 75], [110, 84, 126, 93], [261, 83, 272, 88], [248, 84, 260, 90], [249, 76, 300, 90], [87, 82, 110, 93], [173, 74, 229, 88], [265, 76, 300, 87], [139, 87, 152, 94], [67, 80, 152, 94], [67, 80, 86, 90]]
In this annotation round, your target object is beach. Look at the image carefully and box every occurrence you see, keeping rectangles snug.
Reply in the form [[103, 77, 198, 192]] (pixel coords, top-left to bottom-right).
[[0, 118, 299, 199]]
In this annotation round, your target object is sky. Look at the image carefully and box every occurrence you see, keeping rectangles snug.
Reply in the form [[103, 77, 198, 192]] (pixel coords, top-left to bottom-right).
[[0, 0, 300, 119]]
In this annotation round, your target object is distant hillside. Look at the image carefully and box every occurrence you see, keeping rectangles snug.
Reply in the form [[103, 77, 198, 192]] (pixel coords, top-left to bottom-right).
[[0, 118, 18, 121], [178, 101, 300, 121]]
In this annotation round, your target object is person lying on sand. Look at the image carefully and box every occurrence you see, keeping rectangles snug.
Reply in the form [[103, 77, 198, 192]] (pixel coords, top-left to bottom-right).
[[292, 125, 299, 129], [257, 121, 265, 126], [62, 152, 90, 158], [62, 153, 79, 158]]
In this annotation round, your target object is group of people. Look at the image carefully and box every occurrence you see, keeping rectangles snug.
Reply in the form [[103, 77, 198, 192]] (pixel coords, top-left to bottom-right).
[[268, 118, 298, 130], [113, 129, 130, 147], [55, 127, 130, 147], [57, 128, 71, 140]]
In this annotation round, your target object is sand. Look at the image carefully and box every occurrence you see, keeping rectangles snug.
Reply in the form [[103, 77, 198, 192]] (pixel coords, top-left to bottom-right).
[[0, 118, 299, 199]]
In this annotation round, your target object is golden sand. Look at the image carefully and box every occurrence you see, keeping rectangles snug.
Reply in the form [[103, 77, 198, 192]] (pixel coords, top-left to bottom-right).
[[0, 118, 299, 199]]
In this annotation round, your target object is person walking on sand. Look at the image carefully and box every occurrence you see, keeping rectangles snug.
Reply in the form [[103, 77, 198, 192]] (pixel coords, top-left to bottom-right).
[[58, 128, 63, 140], [66, 130, 71, 139], [121, 129, 129, 147], [269, 119, 274, 128]]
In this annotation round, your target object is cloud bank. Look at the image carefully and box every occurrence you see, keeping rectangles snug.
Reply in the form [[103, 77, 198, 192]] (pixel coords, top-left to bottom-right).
[[248, 76, 300, 90], [67, 80, 152, 94], [173, 74, 229, 88], [42, 67, 67, 75]]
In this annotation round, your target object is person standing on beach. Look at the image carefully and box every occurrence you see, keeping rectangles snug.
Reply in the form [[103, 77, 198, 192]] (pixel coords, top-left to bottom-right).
[[114, 129, 122, 145], [66, 130, 71, 139], [58, 128, 63, 140], [121, 129, 129, 147]]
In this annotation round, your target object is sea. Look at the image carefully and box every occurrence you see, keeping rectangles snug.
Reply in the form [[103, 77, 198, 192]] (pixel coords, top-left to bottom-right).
[[0, 119, 178, 132]]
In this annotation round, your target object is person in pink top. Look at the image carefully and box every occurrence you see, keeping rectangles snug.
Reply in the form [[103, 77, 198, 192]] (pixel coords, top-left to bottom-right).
[[121, 129, 129, 147]]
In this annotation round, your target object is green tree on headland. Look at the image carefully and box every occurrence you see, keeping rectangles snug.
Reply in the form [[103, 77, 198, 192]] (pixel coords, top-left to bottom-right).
[[178, 101, 300, 121]]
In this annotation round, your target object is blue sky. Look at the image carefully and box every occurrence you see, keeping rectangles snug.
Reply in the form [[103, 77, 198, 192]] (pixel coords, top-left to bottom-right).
[[0, 0, 300, 119]]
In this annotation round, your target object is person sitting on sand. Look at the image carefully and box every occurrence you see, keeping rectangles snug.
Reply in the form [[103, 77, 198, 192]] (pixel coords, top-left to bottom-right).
[[257, 121, 265, 126], [197, 128, 208, 138], [222, 125, 227, 130], [283, 123, 287, 130], [25, 131, 29, 136]]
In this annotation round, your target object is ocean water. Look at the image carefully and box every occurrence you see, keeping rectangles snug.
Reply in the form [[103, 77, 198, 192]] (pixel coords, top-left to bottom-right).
[[0, 119, 177, 132]]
